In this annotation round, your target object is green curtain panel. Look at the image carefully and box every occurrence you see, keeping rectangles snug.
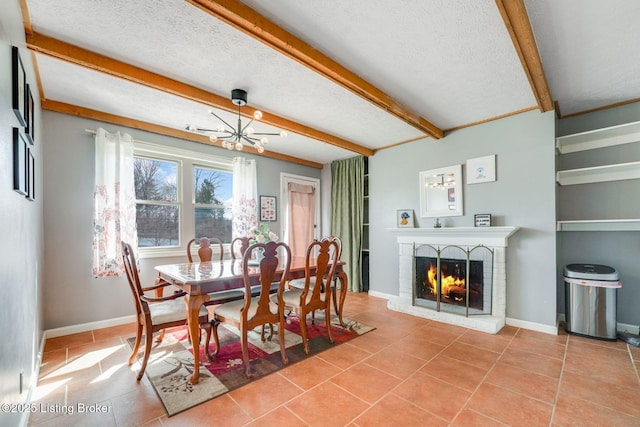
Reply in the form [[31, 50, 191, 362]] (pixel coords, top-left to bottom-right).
[[331, 155, 364, 292]]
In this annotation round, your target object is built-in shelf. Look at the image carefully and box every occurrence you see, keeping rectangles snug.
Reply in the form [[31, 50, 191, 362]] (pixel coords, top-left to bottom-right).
[[556, 121, 640, 154], [556, 161, 640, 186], [556, 219, 640, 232]]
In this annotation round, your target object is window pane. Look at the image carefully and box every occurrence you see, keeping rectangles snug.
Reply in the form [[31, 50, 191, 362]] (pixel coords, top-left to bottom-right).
[[136, 204, 179, 247], [134, 157, 178, 202], [195, 207, 232, 242], [194, 167, 232, 206]]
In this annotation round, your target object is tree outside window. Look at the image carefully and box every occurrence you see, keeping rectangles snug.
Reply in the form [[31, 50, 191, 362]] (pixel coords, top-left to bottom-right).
[[194, 166, 232, 243]]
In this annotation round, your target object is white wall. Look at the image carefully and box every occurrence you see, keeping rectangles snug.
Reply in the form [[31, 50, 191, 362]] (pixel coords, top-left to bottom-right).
[[42, 111, 322, 330], [0, 1, 44, 424], [368, 110, 558, 329]]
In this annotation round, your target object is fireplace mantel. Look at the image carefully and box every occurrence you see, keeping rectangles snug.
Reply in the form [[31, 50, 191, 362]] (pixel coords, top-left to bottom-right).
[[388, 226, 519, 247], [388, 226, 520, 334]]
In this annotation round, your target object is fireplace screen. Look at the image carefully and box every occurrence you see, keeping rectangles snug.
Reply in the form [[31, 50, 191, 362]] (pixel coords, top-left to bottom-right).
[[413, 244, 493, 316]]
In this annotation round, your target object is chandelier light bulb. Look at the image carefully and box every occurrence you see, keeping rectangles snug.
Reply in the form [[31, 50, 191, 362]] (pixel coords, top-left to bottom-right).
[[209, 134, 218, 142], [280, 130, 288, 138], [235, 142, 244, 151], [187, 125, 196, 131], [216, 125, 225, 132], [260, 137, 269, 145], [257, 146, 265, 153], [245, 127, 254, 136], [253, 110, 263, 120]]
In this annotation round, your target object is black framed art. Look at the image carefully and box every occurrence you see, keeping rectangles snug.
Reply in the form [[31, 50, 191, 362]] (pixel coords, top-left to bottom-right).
[[259, 195, 277, 222], [11, 46, 27, 127], [26, 84, 35, 144], [13, 128, 28, 195], [27, 148, 35, 201]]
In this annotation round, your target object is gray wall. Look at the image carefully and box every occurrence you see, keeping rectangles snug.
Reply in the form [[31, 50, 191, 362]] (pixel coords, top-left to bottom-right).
[[556, 101, 640, 327], [0, 1, 44, 424], [369, 110, 558, 328], [42, 111, 321, 330]]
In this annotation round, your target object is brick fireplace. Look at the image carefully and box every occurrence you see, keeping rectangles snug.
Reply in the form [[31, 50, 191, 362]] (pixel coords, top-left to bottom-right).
[[388, 227, 519, 334]]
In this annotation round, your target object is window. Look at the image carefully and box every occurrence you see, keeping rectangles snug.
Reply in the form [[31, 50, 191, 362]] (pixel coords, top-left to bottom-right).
[[194, 166, 233, 242], [133, 142, 233, 256], [135, 157, 180, 247]]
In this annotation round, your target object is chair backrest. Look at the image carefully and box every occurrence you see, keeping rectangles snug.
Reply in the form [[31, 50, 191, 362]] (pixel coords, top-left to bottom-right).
[[187, 237, 223, 263], [241, 241, 291, 320], [304, 237, 340, 305], [231, 236, 250, 260], [328, 235, 342, 260], [121, 241, 147, 317]]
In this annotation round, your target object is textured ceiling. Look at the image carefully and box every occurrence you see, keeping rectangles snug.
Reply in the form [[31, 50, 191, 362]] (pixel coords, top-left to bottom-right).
[[22, 0, 640, 165]]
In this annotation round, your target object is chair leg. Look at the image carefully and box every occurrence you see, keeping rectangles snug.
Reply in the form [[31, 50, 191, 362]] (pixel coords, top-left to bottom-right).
[[299, 310, 311, 355], [137, 326, 153, 381], [324, 307, 334, 345], [278, 319, 288, 365], [129, 322, 143, 365], [156, 328, 166, 343], [241, 328, 252, 378], [209, 320, 221, 359], [202, 323, 212, 362]]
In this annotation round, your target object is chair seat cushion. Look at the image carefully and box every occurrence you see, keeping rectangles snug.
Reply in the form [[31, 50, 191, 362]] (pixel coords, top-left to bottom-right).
[[278, 288, 326, 308], [214, 297, 279, 322], [149, 298, 208, 324], [288, 278, 326, 290]]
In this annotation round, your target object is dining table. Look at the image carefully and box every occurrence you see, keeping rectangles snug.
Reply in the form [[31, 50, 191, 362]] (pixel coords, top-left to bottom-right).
[[154, 257, 348, 384]]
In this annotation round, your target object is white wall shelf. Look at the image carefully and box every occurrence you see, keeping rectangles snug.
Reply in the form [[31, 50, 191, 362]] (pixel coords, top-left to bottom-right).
[[556, 121, 640, 154], [557, 219, 640, 232], [556, 161, 640, 186]]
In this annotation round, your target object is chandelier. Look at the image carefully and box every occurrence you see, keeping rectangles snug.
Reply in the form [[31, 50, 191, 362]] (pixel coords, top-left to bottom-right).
[[187, 89, 287, 153]]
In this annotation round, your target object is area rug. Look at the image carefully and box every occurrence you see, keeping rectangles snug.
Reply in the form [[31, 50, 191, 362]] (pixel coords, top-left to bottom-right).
[[128, 315, 374, 416]]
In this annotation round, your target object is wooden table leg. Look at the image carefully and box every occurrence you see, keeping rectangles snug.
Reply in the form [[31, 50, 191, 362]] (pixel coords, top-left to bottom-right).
[[336, 271, 348, 327], [185, 294, 209, 384]]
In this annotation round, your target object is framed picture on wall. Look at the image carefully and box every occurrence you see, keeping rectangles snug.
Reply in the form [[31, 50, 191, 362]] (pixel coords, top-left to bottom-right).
[[26, 84, 35, 144], [11, 46, 27, 127], [13, 128, 28, 196], [259, 195, 277, 222]]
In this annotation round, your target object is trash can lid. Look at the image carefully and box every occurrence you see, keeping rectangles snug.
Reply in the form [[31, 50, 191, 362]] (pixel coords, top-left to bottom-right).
[[563, 264, 619, 281]]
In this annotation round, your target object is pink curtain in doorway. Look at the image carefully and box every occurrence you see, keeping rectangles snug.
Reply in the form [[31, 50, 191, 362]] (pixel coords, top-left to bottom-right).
[[288, 182, 315, 258]]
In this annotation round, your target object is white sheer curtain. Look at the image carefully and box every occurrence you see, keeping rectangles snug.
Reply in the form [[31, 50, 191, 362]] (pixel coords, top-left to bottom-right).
[[232, 157, 258, 238], [92, 128, 137, 278]]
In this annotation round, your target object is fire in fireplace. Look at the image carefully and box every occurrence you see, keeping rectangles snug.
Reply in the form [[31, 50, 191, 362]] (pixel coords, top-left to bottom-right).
[[415, 257, 484, 310]]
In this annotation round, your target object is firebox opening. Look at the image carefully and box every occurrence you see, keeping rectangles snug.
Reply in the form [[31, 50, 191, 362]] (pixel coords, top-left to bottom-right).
[[415, 257, 484, 310]]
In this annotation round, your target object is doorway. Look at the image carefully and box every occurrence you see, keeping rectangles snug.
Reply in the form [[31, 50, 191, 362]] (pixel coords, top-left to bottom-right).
[[280, 173, 320, 258]]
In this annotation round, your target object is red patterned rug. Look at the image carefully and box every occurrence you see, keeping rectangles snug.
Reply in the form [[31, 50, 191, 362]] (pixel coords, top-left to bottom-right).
[[128, 315, 374, 416]]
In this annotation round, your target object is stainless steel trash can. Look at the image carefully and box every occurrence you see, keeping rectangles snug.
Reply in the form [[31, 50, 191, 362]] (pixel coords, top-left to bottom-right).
[[564, 264, 621, 340]]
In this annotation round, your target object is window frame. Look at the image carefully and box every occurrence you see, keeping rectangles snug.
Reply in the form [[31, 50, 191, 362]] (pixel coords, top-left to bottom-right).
[[134, 141, 233, 259]]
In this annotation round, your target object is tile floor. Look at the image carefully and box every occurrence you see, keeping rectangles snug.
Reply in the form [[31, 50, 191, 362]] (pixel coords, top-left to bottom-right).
[[30, 293, 640, 426]]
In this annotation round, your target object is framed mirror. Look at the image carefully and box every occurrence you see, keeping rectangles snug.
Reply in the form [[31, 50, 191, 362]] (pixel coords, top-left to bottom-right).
[[419, 164, 463, 217]]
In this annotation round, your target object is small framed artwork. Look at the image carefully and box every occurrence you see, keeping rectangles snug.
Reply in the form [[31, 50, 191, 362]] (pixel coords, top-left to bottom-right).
[[474, 214, 492, 227], [259, 195, 277, 222], [11, 46, 27, 127], [397, 209, 415, 228], [467, 155, 496, 184], [25, 84, 35, 144], [13, 128, 28, 196], [27, 148, 35, 201]]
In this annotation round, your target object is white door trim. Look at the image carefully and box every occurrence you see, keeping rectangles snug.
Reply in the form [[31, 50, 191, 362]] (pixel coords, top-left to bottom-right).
[[280, 173, 321, 245]]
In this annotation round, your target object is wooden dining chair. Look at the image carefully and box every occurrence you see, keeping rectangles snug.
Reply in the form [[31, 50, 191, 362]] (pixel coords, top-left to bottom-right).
[[186, 237, 224, 262], [278, 237, 340, 354], [121, 241, 212, 381], [230, 236, 250, 259], [287, 236, 343, 319], [210, 241, 291, 377]]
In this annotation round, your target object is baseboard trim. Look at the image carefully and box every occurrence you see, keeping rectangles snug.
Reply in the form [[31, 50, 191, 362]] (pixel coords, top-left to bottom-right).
[[44, 315, 137, 339], [506, 317, 558, 335], [367, 290, 394, 300]]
